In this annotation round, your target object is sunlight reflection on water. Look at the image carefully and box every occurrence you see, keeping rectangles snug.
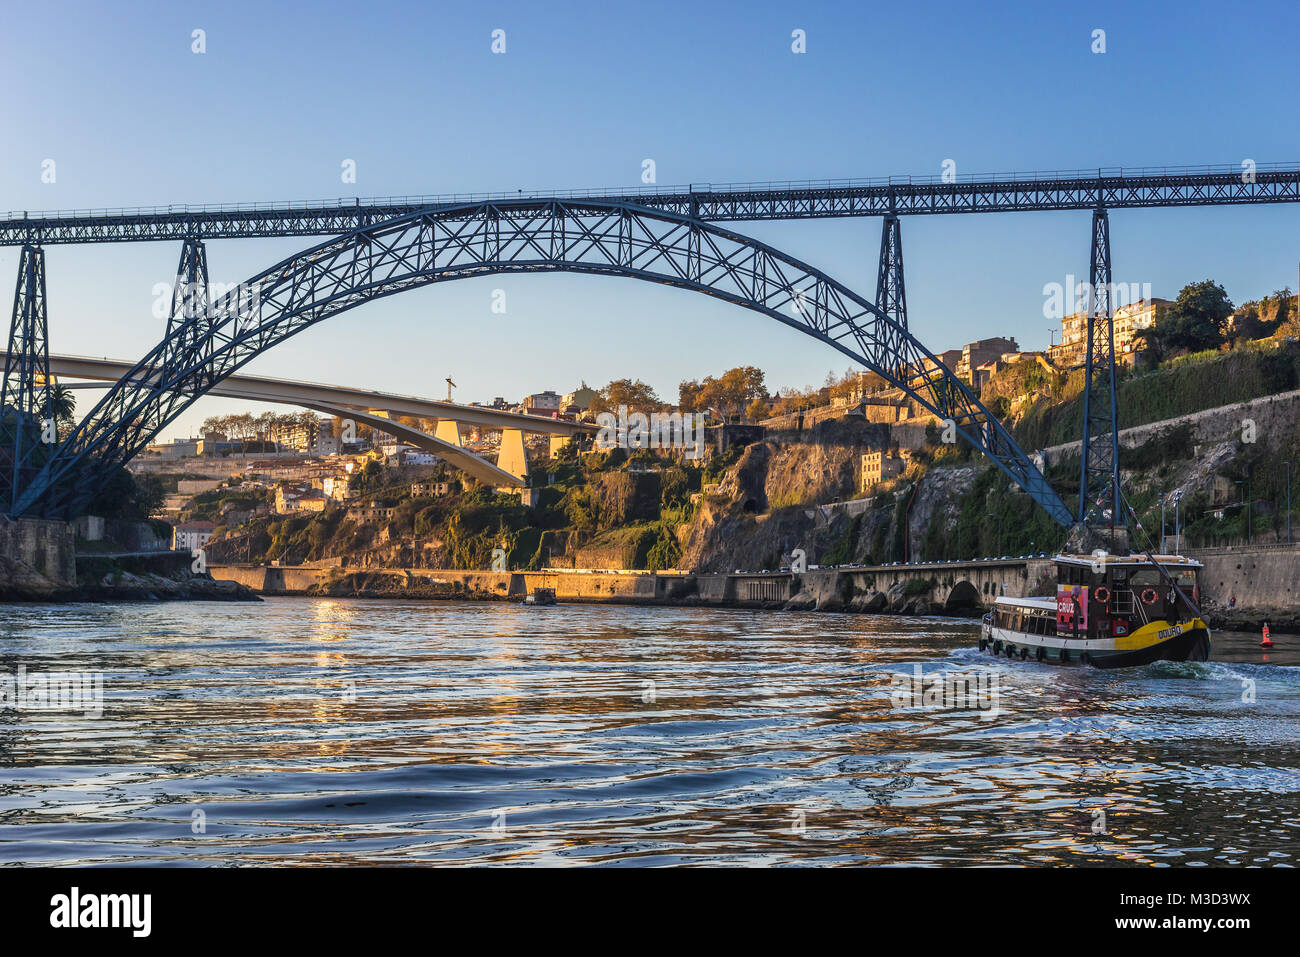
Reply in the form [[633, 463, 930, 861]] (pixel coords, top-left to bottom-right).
[[0, 599, 1296, 866]]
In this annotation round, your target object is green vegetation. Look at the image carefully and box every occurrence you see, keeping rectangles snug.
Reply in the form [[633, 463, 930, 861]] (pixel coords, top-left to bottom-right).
[[86, 467, 167, 521], [1015, 342, 1300, 450], [1135, 280, 1234, 360], [207, 447, 705, 572], [822, 513, 864, 566], [918, 463, 1075, 561], [183, 484, 272, 523]]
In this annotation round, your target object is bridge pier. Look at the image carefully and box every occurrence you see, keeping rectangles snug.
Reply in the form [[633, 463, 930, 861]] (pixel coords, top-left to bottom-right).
[[1, 245, 53, 514], [1078, 207, 1123, 539], [876, 213, 907, 330], [166, 239, 210, 339], [434, 419, 463, 447], [498, 428, 529, 482]]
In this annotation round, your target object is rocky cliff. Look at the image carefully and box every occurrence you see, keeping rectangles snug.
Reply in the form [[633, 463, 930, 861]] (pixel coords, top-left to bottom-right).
[[679, 419, 907, 572]]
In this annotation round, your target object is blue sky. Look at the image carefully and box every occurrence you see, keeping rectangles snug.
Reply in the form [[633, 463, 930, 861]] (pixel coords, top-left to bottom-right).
[[2, 0, 1298, 439]]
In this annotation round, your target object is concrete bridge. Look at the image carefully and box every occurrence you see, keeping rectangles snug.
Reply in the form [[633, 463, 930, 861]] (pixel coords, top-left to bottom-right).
[[30, 352, 597, 488]]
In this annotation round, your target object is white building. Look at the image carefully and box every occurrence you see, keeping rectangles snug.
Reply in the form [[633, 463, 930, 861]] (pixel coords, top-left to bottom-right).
[[173, 520, 215, 552], [522, 391, 561, 415]]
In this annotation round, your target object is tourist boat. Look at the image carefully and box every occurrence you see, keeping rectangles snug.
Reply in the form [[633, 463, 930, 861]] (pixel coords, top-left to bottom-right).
[[524, 587, 557, 606], [979, 552, 1211, 668]]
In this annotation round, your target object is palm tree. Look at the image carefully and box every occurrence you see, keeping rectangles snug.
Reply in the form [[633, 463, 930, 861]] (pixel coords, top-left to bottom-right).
[[48, 383, 76, 426]]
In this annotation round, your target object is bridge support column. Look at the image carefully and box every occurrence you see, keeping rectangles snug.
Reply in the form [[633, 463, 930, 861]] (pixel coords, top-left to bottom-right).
[[434, 419, 463, 447], [549, 434, 572, 459], [497, 428, 529, 482], [876, 214, 907, 331], [1078, 208, 1124, 542], [1, 245, 53, 514], [163, 238, 215, 381]]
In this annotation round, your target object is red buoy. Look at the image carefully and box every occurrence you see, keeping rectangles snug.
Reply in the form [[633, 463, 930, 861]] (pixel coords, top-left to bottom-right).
[[1261, 623, 1274, 649]]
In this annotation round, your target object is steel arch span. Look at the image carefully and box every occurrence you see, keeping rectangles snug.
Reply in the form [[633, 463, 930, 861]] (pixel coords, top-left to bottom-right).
[[15, 200, 1072, 524]]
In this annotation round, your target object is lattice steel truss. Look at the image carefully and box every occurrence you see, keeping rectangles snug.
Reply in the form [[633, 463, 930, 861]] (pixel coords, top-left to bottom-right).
[[3, 165, 1299, 245], [161, 237, 220, 391], [876, 215, 907, 330], [12, 201, 1072, 524], [1078, 209, 1122, 531], [1, 245, 53, 513]]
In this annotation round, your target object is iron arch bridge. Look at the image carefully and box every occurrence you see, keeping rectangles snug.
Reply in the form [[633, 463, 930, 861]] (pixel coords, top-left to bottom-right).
[[14, 200, 1072, 524]]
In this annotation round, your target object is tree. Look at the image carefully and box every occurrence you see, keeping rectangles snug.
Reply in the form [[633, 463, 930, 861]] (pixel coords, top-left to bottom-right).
[[1141, 280, 1234, 357], [677, 365, 768, 421], [86, 467, 164, 519], [591, 378, 663, 414], [48, 384, 75, 426]]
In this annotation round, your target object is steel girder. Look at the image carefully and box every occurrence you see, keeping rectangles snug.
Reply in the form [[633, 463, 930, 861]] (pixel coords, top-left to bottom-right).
[[13, 200, 1073, 525], [1078, 209, 1122, 530], [3, 166, 1300, 245], [876, 215, 907, 330], [1, 245, 54, 513], [167, 239, 210, 333]]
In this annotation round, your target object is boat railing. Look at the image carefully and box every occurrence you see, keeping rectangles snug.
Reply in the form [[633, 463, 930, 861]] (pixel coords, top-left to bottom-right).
[[1110, 588, 1138, 619]]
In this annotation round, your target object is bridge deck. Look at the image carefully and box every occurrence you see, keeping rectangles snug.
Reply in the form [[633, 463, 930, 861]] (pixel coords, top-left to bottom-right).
[[4, 163, 1298, 244]]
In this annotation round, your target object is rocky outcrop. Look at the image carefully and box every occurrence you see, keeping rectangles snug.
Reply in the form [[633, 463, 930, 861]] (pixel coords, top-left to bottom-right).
[[907, 467, 977, 560], [678, 419, 895, 573], [0, 555, 68, 601], [762, 419, 890, 508], [67, 571, 258, 603]]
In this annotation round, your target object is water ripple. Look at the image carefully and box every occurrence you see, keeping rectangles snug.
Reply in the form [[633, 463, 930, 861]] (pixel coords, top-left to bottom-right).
[[0, 599, 1296, 865]]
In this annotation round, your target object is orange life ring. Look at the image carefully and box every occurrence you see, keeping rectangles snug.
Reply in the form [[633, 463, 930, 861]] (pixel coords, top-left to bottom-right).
[[1141, 588, 1158, 604], [1094, 586, 1110, 604]]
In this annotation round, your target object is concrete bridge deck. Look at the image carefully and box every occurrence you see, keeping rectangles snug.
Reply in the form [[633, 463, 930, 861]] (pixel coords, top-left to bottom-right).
[[33, 353, 596, 436]]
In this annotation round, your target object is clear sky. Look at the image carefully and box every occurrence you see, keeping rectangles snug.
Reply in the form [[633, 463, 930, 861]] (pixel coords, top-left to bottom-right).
[[2, 0, 1298, 440]]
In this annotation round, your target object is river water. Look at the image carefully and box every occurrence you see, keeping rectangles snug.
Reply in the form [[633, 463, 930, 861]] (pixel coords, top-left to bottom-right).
[[0, 599, 1296, 866]]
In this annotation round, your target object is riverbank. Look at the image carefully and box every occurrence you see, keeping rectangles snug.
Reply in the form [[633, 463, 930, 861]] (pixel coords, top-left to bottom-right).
[[210, 559, 1037, 621], [0, 516, 259, 603], [209, 542, 1300, 633]]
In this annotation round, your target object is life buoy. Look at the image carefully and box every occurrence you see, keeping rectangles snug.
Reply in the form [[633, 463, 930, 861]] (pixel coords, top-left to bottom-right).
[[1094, 586, 1110, 604], [1141, 588, 1158, 605]]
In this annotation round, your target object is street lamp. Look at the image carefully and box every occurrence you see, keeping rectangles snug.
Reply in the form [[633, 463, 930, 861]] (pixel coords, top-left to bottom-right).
[[1173, 490, 1183, 554], [1159, 492, 1167, 553]]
